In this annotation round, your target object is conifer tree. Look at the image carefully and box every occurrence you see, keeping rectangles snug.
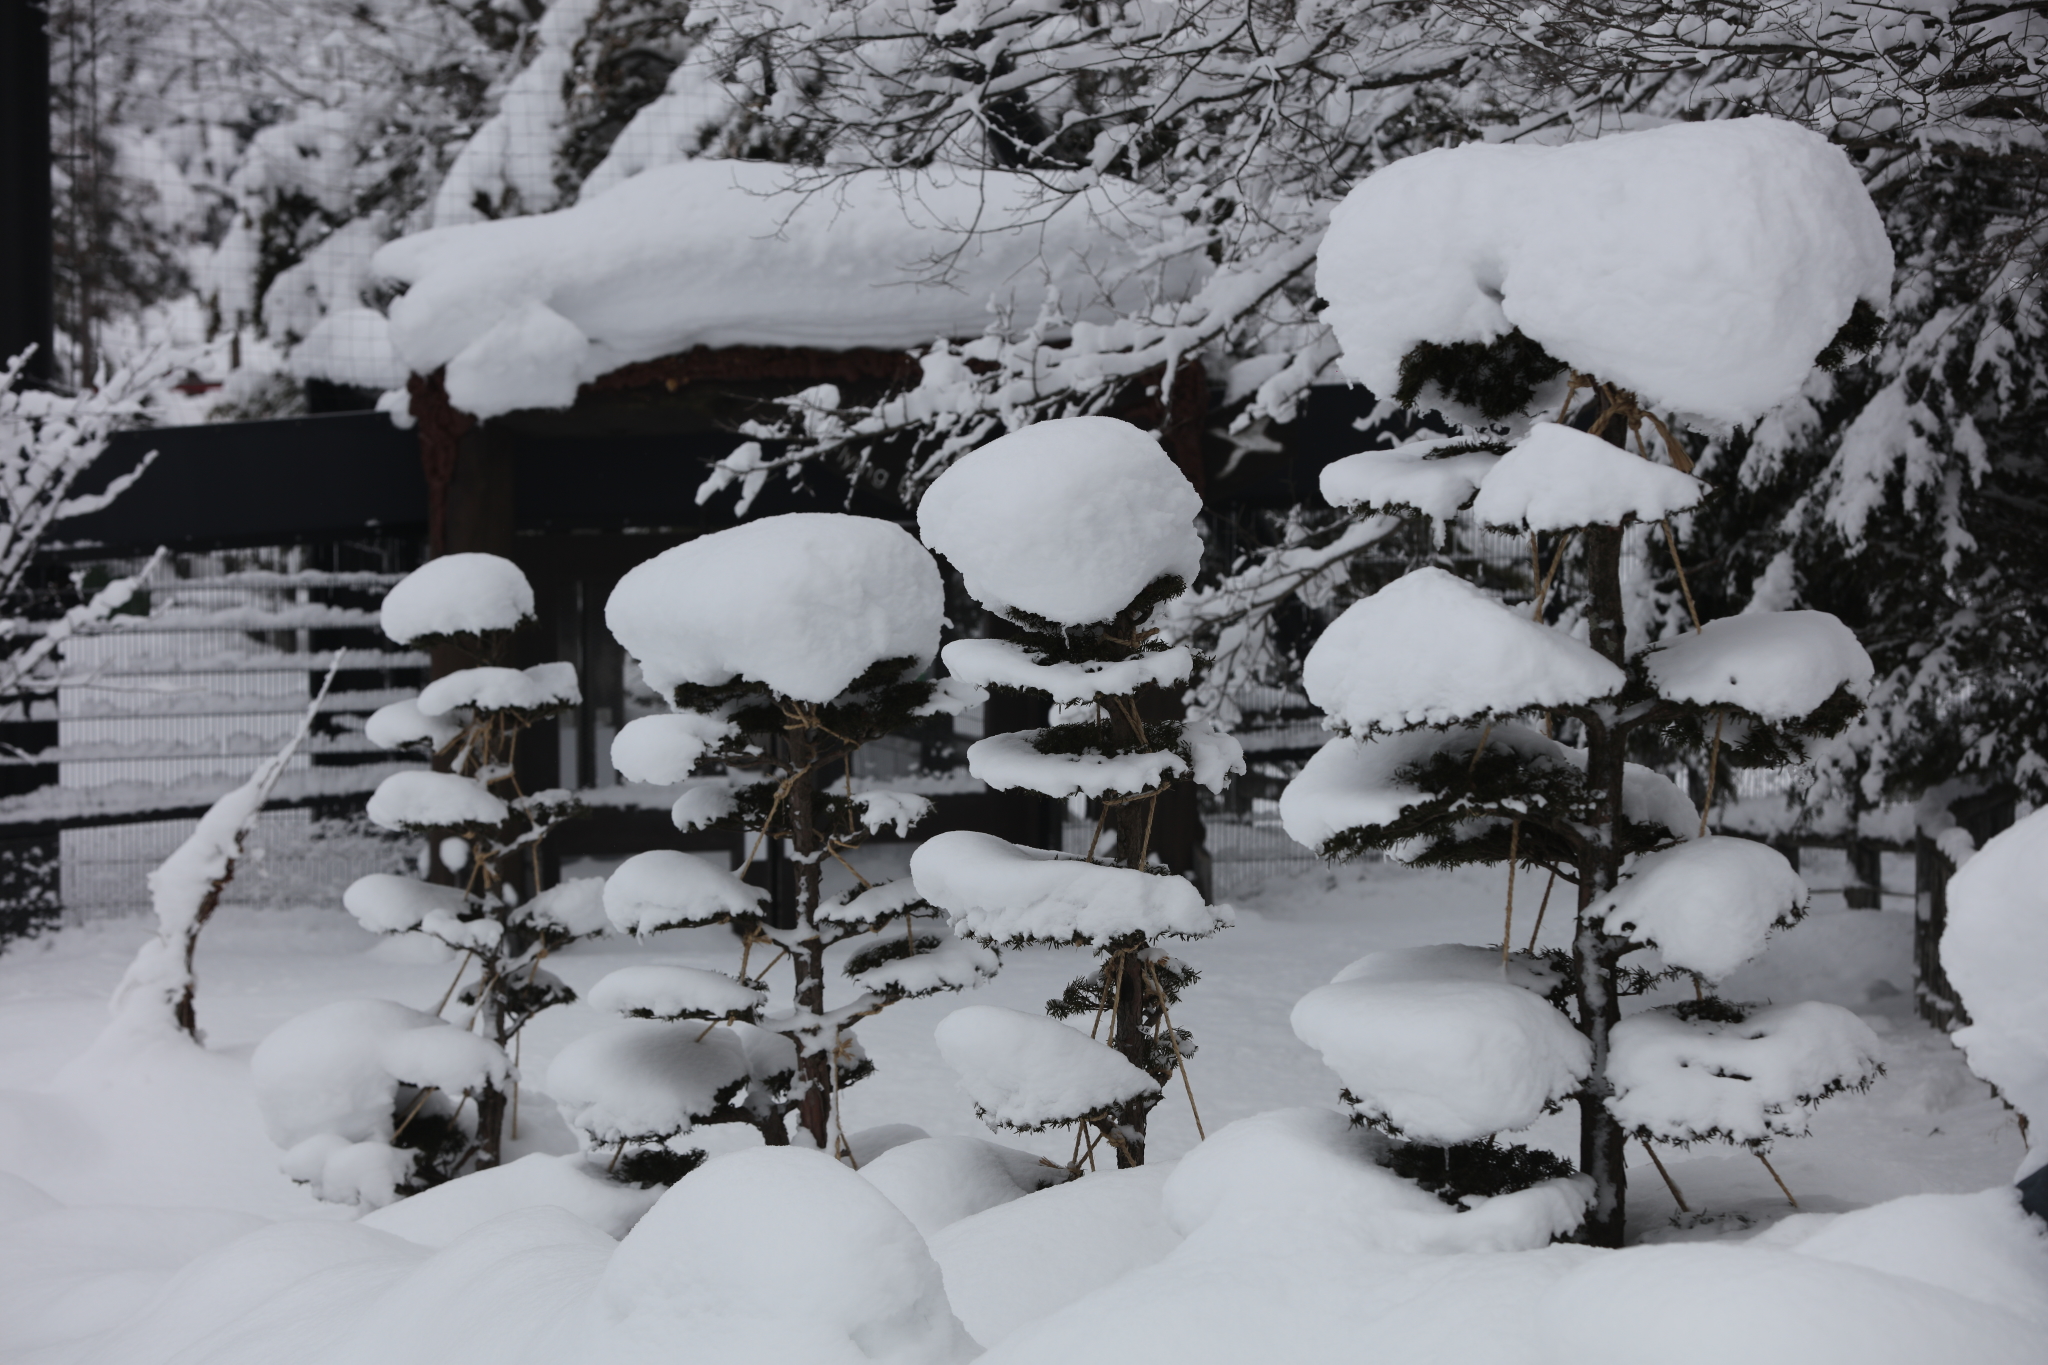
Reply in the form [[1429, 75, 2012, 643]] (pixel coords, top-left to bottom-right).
[[912, 417, 1244, 1168], [589, 512, 995, 1160], [343, 552, 602, 1176], [1281, 120, 1893, 1245]]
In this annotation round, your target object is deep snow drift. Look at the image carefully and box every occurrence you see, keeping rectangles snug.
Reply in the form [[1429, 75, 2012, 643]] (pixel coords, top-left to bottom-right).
[[0, 855, 2038, 1364]]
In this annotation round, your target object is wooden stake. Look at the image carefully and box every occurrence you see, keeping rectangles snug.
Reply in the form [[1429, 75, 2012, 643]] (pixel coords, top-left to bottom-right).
[[1756, 1150, 1798, 1207], [1641, 1137, 1690, 1212], [1500, 820, 1521, 967], [1525, 869, 1558, 952]]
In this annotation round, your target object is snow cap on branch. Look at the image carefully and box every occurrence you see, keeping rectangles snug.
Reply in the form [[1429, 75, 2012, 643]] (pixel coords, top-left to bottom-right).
[[363, 698, 463, 752], [603, 849, 768, 936], [1943, 807, 2048, 1176], [918, 416, 1202, 627], [545, 1020, 750, 1144], [936, 1005, 1161, 1131], [1595, 836, 1807, 980], [379, 552, 534, 644], [610, 711, 741, 785], [1317, 117, 1893, 427], [1291, 946, 1590, 1143], [417, 662, 580, 717], [1470, 424, 1707, 533], [1319, 437, 1502, 530], [607, 512, 942, 704], [913, 831, 1229, 944], [365, 770, 509, 832], [1302, 568, 1624, 734], [343, 873, 472, 935], [1644, 611, 1873, 721], [587, 964, 766, 1021]]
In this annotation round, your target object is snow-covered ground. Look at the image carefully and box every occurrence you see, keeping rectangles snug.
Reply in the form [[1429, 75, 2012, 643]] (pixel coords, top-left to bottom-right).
[[0, 855, 2037, 1362]]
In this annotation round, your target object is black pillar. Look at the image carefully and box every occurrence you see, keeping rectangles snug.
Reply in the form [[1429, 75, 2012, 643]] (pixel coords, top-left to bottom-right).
[[1, 0, 53, 384]]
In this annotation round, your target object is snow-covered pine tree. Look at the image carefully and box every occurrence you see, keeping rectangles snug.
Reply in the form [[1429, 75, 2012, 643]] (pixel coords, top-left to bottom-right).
[[343, 552, 603, 1176], [912, 417, 1244, 1168], [599, 512, 996, 1156], [1280, 120, 1895, 1246]]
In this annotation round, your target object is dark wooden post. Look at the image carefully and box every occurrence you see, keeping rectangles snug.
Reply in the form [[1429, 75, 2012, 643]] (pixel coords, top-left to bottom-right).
[[1, 0, 54, 384]]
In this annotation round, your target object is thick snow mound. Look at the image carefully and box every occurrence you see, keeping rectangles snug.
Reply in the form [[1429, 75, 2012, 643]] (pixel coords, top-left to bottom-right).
[[343, 873, 471, 935], [378, 159, 1207, 420], [599, 1147, 978, 1365], [1316, 117, 1893, 427], [1944, 807, 2048, 1175], [1540, 1238, 2043, 1365], [586, 964, 765, 1020], [379, 553, 534, 644], [365, 770, 508, 831], [1319, 437, 1500, 525], [1606, 1001, 1884, 1144], [858, 1136, 1063, 1238], [918, 417, 1202, 627], [610, 711, 737, 784], [936, 1005, 1161, 1130], [545, 1020, 750, 1143], [1303, 568, 1624, 733], [1291, 950, 1590, 1142], [940, 637, 1194, 705], [417, 662, 579, 716], [364, 698, 462, 751], [1469, 423, 1706, 532], [251, 999, 510, 1149], [913, 831, 1228, 943], [1644, 610, 1873, 719], [930, 1166, 1179, 1348], [1164, 1108, 1589, 1253], [1595, 836, 1807, 980], [360, 1153, 660, 1247], [602, 849, 766, 936], [607, 513, 942, 704]]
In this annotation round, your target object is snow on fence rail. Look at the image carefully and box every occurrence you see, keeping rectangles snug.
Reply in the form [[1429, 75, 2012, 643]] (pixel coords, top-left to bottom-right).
[[1, 543, 426, 923]]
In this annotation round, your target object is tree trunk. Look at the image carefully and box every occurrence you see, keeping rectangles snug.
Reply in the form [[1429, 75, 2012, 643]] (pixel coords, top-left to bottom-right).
[[786, 728, 833, 1150], [474, 1082, 506, 1169], [1572, 523, 1630, 1248], [1106, 948, 1150, 1168]]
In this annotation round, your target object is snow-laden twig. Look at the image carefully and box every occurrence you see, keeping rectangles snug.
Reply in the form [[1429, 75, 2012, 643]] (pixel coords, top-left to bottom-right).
[[0, 546, 167, 705], [109, 652, 345, 1041]]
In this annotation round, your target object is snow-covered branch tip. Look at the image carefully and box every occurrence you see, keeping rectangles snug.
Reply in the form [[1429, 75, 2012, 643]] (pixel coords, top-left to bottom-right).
[[110, 650, 345, 1041], [0, 546, 168, 703]]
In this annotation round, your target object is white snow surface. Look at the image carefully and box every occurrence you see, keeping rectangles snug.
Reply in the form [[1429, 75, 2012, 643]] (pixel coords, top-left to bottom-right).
[[602, 850, 767, 936], [670, 781, 736, 832], [250, 999, 510, 1151], [365, 770, 509, 831], [913, 831, 1229, 944], [545, 1020, 749, 1143], [856, 789, 936, 837], [1291, 950, 1590, 1142], [1469, 423, 1707, 532], [525, 878, 612, 939], [607, 513, 942, 703], [1303, 567, 1624, 734], [967, 729, 1186, 800], [378, 160, 1206, 420], [342, 874, 472, 936], [1606, 1002, 1886, 1145], [417, 661, 580, 716], [1943, 807, 2048, 1177], [1318, 437, 1501, 526], [378, 553, 534, 644], [1644, 610, 1874, 720], [918, 417, 1202, 627], [363, 698, 462, 752], [359, 1151, 659, 1247], [935, 1006, 1161, 1130], [585, 964, 765, 1020], [1316, 117, 1894, 427], [858, 1136, 1062, 1238], [940, 638, 1194, 704], [1596, 836, 1807, 980], [610, 711, 739, 784]]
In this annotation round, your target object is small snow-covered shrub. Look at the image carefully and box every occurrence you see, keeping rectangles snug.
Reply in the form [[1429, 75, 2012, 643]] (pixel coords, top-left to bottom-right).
[[915, 417, 1243, 1167], [596, 512, 995, 1158], [1286, 117, 1893, 1246], [265, 553, 599, 1196]]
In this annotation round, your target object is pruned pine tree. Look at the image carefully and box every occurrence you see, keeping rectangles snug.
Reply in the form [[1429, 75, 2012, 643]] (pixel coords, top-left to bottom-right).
[[912, 417, 1244, 1169], [342, 552, 600, 1182], [1280, 120, 1894, 1247], [599, 512, 996, 1159]]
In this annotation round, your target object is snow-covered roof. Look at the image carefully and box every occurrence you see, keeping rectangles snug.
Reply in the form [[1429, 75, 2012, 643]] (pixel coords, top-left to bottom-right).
[[373, 161, 1209, 420]]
